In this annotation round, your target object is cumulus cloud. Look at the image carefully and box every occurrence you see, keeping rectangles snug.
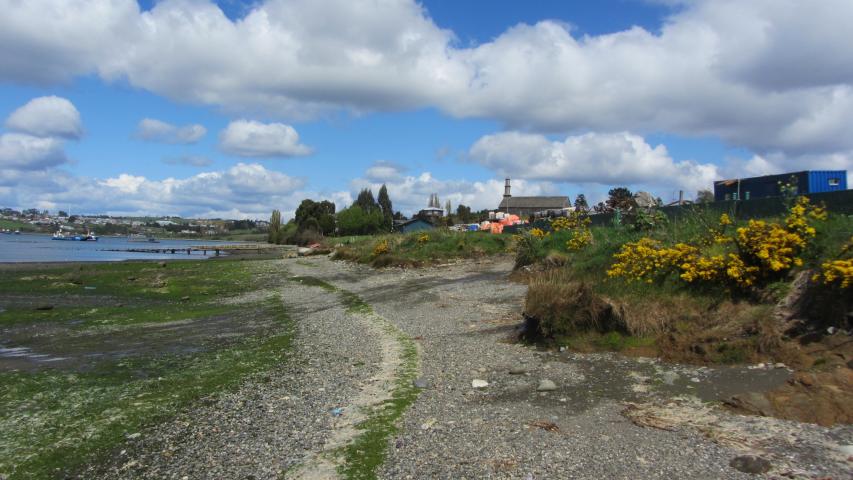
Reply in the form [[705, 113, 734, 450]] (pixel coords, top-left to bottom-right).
[[364, 161, 407, 182], [5, 96, 82, 139], [0, 133, 67, 170], [0, 163, 314, 219], [162, 155, 214, 167], [469, 131, 719, 195], [135, 118, 206, 144], [2, 0, 853, 163], [219, 120, 312, 157]]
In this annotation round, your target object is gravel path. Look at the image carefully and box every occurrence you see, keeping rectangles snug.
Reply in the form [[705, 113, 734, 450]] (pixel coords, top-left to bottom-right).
[[83, 256, 852, 479], [286, 256, 853, 480]]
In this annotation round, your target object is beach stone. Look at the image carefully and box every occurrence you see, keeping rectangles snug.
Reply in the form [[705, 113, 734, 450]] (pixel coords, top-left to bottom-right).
[[158, 262, 167, 267], [509, 366, 527, 375], [660, 371, 679, 385], [413, 377, 430, 389], [181, 296, 190, 301], [471, 379, 489, 388], [537, 379, 557, 392], [35, 305, 54, 311], [729, 455, 771, 474]]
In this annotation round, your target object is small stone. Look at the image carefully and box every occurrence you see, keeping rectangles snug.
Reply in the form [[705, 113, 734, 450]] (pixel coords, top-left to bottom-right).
[[478, 367, 487, 373], [690, 377, 701, 383], [180, 296, 190, 301], [827, 326, 837, 335], [509, 366, 527, 375], [158, 261, 167, 267], [127, 432, 141, 440], [537, 379, 557, 391], [729, 455, 771, 474], [472, 379, 489, 388], [660, 371, 679, 385], [413, 377, 429, 389], [35, 305, 54, 311], [420, 418, 437, 430], [774, 362, 786, 369]]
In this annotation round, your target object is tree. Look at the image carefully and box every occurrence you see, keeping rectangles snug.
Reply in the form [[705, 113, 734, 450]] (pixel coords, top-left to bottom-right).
[[377, 184, 393, 232], [696, 190, 714, 204], [336, 205, 384, 236], [574, 194, 589, 212], [355, 189, 379, 212], [268, 209, 281, 244], [456, 204, 472, 223], [295, 199, 336, 236], [445, 199, 452, 217], [593, 202, 608, 213], [606, 187, 635, 212], [58, 210, 68, 217]]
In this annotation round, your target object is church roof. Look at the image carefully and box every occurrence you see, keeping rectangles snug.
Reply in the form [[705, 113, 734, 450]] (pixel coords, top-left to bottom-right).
[[498, 196, 570, 209]]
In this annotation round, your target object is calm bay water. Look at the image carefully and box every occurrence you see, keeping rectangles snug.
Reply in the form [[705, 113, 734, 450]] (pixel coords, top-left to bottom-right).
[[0, 233, 248, 263]]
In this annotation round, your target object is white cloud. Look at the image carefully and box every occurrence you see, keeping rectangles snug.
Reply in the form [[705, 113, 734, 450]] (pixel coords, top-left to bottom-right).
[[219, 120, 312, 157], [364, 161, 407, 182], [3, 0, 853, 168], [469, 131, 719, 195], [0, 133, 67, 170], [5, 96, 82, 139], [135, 118, 206, 144], [162, 155, 214, 167], [1, 163, 312, 219]]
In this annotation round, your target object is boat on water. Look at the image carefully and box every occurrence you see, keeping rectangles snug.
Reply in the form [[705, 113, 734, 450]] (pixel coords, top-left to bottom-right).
[[52, 231, 98, 241]]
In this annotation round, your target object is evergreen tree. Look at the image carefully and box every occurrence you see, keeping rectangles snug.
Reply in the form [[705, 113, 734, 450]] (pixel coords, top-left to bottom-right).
[[606, 187, 635, 211], [355, 188, 378, 212], [445, 199, 452, 217], [268, 209, 281, 244], [377, 184, 393, 232], [574, 194, 589, 212]]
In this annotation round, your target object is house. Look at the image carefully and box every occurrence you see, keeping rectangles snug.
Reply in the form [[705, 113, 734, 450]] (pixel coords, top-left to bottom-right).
[[714, 170, 847, 201], [497, 178, 570, 217], [398, 217, 435, 234], [417, 193, 444, 220]]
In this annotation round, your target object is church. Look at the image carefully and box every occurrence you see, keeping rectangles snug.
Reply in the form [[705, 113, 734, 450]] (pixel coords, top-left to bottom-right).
[[496, 179, 571, 217]]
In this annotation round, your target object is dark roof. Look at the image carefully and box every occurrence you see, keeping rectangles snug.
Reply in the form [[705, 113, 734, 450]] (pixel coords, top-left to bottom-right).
[[399, 217, 434, 227], [498, 196, 570, 209]]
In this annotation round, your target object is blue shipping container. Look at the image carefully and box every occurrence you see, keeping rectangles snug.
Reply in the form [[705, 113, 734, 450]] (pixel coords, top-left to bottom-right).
[[807, 171, 847, 194]]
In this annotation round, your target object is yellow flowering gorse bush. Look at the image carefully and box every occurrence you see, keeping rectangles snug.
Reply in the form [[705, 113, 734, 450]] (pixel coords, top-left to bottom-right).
[[529, 227, 548, 238], [813, 236, 853, 288], [373, 238, 390, 255], [417, 233, 430, 244], [607, 197, 825, 290], [551, 211, 593, 251]]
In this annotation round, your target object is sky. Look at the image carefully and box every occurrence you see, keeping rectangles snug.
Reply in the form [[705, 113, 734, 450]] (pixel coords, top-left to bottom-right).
[[1, 0, 852, 219]]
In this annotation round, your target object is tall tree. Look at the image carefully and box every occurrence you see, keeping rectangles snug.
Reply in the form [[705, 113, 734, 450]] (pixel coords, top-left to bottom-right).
[[606, 187, 635, 211], [445, 199, 452, 217], [456, 204, 472, 223], [377, 184, 393, 232], [574, 194, 589, 212], [268, 209, 281, 244], [355, 188, 378, 212]]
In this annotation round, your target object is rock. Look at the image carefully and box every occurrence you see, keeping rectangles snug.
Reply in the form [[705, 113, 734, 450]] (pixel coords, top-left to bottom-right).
[[827, 326, 837, 335], [35, 305, 54, 311], [509, 366, 527, 375], [690, 377, 701, 383], [839, 444, 853, 456], [660, 371, 679, 385], [158, 261, 167, 267], [729, 455, 771, 474], [420, 418, 437, 430], [774, 362, 786, 369], [180, 296, 190, 301], [413, 377, 430, 389], [126, 432, 141, 440], [297, 247, 313, 256], [472, 379, 489, 388], [537, 379, 557, 392]]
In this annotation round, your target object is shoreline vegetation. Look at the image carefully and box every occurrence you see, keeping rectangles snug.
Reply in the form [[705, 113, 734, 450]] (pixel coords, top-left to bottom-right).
[[0, 259, 293, 479]]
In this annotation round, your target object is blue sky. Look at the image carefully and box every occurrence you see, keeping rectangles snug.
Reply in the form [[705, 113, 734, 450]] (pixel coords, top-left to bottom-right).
[[1, 0, 851, 218]]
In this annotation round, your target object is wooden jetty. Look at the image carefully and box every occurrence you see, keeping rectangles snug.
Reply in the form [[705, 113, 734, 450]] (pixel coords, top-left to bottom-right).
[[103, 243, 296, 256]]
